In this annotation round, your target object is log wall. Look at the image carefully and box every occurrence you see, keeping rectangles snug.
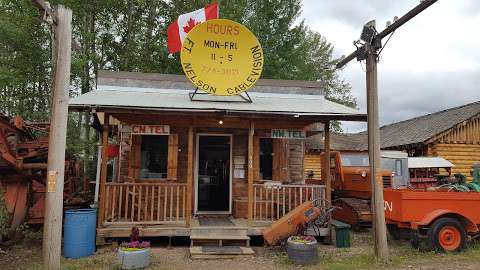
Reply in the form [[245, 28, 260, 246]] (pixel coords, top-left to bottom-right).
[[304, 153, 322, 181], [428, 143, 480, 179]]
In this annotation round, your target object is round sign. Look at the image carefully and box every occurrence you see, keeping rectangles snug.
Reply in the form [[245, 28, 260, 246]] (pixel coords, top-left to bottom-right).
[[180, 19, 264, 96]]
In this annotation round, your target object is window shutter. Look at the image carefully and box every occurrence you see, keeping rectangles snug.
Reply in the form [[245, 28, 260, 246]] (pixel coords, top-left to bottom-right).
[[273, 139, 288, 182], [252, 135, 260, 181], [129, 135, 142, 180], [167, 134, 179, 180]]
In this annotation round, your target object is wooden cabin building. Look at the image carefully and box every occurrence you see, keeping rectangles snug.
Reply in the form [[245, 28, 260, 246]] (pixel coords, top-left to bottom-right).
[[69, 71, 365, 239], [379, 101, 480, 178], [305, 101, 480, 180]]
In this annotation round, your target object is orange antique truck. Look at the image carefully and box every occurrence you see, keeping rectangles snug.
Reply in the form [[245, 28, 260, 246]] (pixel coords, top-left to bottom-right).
[[326, 151, 394, 228], [384, 187, 480, 252]]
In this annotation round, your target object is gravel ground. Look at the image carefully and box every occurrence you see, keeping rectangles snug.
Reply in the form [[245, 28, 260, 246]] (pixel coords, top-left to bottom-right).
[[3, 231, 480, 270]]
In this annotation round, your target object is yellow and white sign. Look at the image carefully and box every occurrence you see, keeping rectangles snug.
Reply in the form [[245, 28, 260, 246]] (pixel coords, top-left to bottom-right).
[[181, 19, 264, 96]]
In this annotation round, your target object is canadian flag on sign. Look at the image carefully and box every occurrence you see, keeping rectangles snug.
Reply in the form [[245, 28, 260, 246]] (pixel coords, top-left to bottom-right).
[[167, 3, 219, 53]]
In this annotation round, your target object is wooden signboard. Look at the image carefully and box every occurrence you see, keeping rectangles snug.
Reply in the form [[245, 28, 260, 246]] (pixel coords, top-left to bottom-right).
[[131, 125, 170, 135], [271, 129, 305, 139]]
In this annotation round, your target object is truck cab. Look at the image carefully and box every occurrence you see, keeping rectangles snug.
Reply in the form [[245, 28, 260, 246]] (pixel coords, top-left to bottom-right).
[[327, 151, 393, 200]]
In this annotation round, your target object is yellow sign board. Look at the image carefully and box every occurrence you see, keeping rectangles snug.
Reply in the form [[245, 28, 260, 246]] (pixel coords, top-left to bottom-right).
[[181, 19, 264, 96]]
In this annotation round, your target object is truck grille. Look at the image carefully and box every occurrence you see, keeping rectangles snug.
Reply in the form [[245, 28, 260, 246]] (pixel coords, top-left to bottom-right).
[[383, 176, 392, 188]]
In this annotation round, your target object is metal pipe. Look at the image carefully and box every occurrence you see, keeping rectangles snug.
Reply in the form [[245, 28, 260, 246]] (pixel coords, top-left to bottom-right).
[[20, 163, 48, 169], [94, 143, 103, 205]]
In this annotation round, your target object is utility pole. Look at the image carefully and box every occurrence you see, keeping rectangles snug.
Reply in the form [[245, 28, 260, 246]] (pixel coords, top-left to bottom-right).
[[365, 42, 388, 258], [32, 1, 72, 269], [335, 0, 439, 259]]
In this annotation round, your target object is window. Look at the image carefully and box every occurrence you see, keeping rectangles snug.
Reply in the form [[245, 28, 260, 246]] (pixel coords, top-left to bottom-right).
[[395, 160, 403, 177], [259, 138, 273, 180], [140, 135, 168, 179], [340, 153, 369, 167]]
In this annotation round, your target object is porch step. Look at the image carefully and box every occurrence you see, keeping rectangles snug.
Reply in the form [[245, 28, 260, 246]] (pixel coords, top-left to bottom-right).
[[189, 224, 255, 258], [190, 227, 251, 247], [189, 246, 255, 259]]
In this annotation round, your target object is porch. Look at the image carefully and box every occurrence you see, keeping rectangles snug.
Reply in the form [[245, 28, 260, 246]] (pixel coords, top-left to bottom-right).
[[98, 181, 326, 238]]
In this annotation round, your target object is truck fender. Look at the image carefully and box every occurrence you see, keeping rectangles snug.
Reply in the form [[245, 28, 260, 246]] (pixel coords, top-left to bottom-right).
[[413, 209, 478, 233]]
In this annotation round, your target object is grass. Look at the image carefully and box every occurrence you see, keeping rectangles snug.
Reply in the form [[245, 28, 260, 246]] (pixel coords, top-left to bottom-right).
[[6, 231, 480, 270], [275, 233, 480, 270]]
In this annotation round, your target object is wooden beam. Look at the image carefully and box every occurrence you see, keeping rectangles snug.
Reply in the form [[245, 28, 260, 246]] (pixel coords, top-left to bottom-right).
[[98, 113, 109, 227], [0, 129, 18, 167], [185, 126, 194, 227], [247, 121, 254, 225], [111, 113, 316, 129], [323, 121, 331, 205]]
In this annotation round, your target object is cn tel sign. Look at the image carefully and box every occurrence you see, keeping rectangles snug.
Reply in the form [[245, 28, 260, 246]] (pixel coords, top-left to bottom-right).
[[131, 125, 170, 135], [271, 129, 306, 140], [180, 19, 264, 96]]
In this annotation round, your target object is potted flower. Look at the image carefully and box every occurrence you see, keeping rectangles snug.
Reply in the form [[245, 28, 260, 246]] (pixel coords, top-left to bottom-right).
[[117, 227, 151, 269], [286, 235, 318, 265]]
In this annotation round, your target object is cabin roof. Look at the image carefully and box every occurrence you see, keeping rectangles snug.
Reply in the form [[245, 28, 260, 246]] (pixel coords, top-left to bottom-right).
[[69, 71, 366, 122], [306, 133, 368, 151], [375, 101, 480, 148]]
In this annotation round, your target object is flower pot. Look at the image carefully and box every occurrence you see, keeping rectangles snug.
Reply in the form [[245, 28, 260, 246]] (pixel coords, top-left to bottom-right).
[[117, 248, 150, 269], [286, 236, 318, 265]]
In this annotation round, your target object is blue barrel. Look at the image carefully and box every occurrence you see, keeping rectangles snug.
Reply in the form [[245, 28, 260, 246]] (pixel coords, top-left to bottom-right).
[[63, 208, 97, 259]]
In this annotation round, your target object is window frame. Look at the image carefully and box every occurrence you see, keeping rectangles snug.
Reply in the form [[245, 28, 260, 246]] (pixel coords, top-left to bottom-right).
[[138, 134, 169, 181]]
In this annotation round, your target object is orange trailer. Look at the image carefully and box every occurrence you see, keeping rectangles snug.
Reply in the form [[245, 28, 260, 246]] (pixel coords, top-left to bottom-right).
[[383, 188, 480, 252]]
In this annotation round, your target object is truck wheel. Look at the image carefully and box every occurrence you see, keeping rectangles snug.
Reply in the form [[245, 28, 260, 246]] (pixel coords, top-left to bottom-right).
[[428, 217, 466, 252]]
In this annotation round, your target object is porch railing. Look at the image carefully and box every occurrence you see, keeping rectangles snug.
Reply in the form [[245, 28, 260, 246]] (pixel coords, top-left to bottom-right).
[[103, 182, 187, 225], [253, 183, 325, 222]]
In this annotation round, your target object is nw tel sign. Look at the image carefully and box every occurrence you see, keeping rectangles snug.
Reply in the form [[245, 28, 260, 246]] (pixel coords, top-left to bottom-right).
[[180, 19, 264, 96]]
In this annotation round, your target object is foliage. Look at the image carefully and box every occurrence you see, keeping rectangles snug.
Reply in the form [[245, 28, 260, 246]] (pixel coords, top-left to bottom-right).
[[0, 0, 357, 164], [288, 235, 316, 244], [119, 241, 151, 251], [0, 188, 9, 239], [119, 226, 150, 251], [0, 0, 52, 120]]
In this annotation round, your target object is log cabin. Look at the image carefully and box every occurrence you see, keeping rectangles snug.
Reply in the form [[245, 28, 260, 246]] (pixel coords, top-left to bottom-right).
[[68, 71, 366, 243], [305, 101, 480, 181], [379, 101, 480, 179]]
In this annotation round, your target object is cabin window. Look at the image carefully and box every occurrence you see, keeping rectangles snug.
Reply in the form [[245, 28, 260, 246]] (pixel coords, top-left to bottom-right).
[[259, 138, 273, 180], [139, 135, 168, 179], [395, 160, 403, 177]]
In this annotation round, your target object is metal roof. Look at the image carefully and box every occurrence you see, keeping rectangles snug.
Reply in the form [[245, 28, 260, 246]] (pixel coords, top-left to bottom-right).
[[408, 157, 454, 169], [306, 132, 368, 151], [69, 85, 365, 121]]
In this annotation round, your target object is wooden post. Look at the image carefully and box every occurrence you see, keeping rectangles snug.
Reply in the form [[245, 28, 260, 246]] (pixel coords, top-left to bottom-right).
[[323, 121, 331, 205], [366, 44, 389, 258], [247, 121, 254, 225], [42, 5, 71, 270], [185, 126, 194, 227], [97, 113, 109, 227]]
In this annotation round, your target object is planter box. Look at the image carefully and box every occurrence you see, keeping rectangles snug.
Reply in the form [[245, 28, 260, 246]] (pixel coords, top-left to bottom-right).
[[118, 249, 150, 269]]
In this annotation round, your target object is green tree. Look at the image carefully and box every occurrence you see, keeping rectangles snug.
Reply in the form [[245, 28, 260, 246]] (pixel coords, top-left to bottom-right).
[[0, 0, 356, 175]]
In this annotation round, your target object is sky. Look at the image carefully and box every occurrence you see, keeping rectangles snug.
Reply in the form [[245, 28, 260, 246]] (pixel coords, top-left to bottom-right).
[[300, 0, 480, 132]]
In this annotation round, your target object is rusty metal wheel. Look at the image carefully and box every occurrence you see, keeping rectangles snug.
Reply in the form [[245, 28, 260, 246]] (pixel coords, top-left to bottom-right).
[[428, 217, 466, 252]]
